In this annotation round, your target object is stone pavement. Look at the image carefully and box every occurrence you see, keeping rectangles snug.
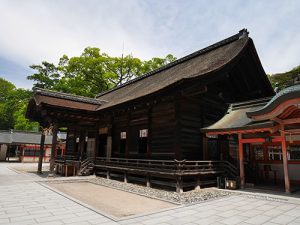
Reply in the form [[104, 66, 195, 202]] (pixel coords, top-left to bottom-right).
[[1, 163, 300, 225]]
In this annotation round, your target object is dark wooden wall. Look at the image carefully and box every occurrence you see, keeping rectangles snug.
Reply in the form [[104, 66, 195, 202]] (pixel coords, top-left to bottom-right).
[[151, 101, 176, 159], [95, 50, 274, 161]]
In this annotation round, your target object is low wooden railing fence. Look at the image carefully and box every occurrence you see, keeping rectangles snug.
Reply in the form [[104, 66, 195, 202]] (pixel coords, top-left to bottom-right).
[[94, 157, 238, 178], [54, 156, 238, 191]]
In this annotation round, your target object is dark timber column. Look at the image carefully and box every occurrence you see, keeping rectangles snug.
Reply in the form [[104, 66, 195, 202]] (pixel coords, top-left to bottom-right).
[[238, 133, 245, 189], [174, 97, 181, 160], [49, 124, 58, 176], [202, 136, 208, 160], [95, 125, 100, 160], [125, 111, 130, 158], [107, 125, 112, 159], [281, 130, 291, 193], [147, 107, 152, 159], [37, 131, 45, 174]]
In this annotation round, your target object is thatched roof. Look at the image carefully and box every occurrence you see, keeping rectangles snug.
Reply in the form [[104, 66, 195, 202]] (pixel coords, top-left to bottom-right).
[[29, 88, 104, 112], [96, 29, 250, 110], [28, 29, 267, 121]]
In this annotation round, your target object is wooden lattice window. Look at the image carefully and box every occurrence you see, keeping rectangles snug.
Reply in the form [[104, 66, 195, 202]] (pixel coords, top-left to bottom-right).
[[138, 129, 148, 153], [268, 146, 282, 160], [253, 145, 264, 160], [288, 146, 300, 160], [120, 131, 126, 153]]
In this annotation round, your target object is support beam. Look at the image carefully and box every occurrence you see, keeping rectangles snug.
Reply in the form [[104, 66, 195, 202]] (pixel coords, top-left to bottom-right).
[[147, 107, 152, 159], [107, 136, 112, 159], [174, 99, 181, 160], [176, 176, 183, 193], [202, 136, 208, 160], [195, 176, 201, 190], [37, 132, 45, 174], [49, 124, 58, 176], [281, 131, 291, 194], [106, 125, 112, 159], [146, 174, 151, 188], [124, 172, 128, 183], [238, 133, 245, 189]]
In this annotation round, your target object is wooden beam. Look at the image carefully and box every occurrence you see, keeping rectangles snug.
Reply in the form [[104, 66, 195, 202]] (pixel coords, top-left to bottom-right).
[[125, 112, 130, 158], [147, 107, 152, 159], [174, 98, 181, 160], [37, 132, 46, 174], [273, 117, 300, 125], [251, 98, 300, 121], [49, 124, 58, 176], [240, 138, 265, 144], [206, 127, 272, 136], [238, 133, 245, 189], [281, 130, 291, 194]]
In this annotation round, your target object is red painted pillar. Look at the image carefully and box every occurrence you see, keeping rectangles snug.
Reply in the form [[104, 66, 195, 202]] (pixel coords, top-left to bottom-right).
[[281, 131, 291, 193], [238, 133, 245, 189]]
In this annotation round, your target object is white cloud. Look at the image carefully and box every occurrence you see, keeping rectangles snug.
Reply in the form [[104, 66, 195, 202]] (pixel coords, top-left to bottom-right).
[[0, 0, 300, 88]]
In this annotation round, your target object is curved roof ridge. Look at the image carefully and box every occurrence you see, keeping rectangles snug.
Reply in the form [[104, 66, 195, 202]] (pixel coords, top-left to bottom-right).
[[34, 88, 107, 105], [247, 83, 300, 118], [96, 29, 249, 98], [230, 97, 271, 110]]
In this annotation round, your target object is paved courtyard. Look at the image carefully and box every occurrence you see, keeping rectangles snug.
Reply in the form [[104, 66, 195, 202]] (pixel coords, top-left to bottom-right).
[[1, 163, 300, 225]]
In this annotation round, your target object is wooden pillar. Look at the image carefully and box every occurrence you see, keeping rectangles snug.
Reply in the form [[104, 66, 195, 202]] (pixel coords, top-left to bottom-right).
[[37, 132, 45, 174], [124, 172, 128, 183], [176, 176, 183, 193], [65, 165, 68, 177], [202, 136, 208, 160], [146, 174, 151, 187], [238, 133, 245, 189], [281, 131, 291, 194], [79, 130, 86, 160], [147, 107, 152, 159], [107, 125, 112, 159], [174, 99, 181, 160], [125, 112, 130, 158], [95, 125, 100, 160], [49, 124, 58, 176], [195, 176, 201, 190]]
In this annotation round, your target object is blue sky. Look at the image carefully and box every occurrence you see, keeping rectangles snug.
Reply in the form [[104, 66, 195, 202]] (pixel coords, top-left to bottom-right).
[[0, 0, 299, 89]]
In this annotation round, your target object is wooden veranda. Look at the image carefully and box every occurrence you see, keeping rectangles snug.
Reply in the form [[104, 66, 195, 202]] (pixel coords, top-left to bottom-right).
[[54, 155, 237, 192]]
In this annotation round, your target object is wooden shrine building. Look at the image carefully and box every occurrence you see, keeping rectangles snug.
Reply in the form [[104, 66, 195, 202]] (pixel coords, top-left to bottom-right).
[[202, 84, 300, 193], [26, 29, 275, 191]]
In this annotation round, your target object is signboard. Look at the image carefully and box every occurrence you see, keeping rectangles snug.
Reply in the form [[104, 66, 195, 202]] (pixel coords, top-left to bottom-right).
[[139, 129, 148, 138]]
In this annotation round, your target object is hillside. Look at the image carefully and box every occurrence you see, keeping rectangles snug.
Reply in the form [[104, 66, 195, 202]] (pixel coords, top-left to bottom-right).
[[269, 65, 300, 89]]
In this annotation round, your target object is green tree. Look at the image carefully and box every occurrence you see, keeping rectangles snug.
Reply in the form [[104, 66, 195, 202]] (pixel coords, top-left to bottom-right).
[[0, 77, 38, 130], [27, 61, 60, 89], [56, 48, 109, 97], [13, 103, 39, 131], [268, 65, 300, 90], [28, 47, 177, 97]]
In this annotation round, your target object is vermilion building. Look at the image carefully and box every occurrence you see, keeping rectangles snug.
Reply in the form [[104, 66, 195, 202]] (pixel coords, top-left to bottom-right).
[[203, 85, 300, 193]]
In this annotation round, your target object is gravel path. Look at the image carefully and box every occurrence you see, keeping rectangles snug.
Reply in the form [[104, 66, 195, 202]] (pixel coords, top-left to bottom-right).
[[89, 177, 237, 204]]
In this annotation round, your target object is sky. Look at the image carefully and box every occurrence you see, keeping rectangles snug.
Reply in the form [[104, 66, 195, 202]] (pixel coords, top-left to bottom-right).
[[0, 0, 299, 89]]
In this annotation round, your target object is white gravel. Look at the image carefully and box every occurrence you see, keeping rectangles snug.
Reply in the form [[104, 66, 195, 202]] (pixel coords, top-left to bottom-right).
[[89, 177, 237, 204]]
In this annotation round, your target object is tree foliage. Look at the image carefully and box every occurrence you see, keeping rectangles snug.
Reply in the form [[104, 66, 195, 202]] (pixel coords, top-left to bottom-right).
[[0, 78, 38, 130], [268, 65, 300, 91], [27, 47, 177, 97]]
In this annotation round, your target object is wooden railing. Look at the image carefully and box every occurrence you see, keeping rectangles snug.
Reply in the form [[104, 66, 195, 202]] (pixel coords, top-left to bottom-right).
[[94, 157, 237, 177], [55, 155, 78, 163]]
